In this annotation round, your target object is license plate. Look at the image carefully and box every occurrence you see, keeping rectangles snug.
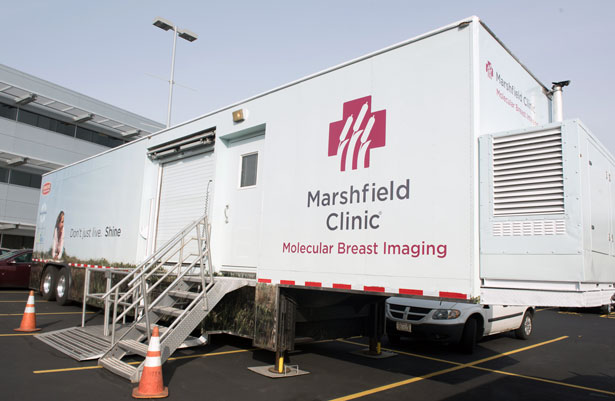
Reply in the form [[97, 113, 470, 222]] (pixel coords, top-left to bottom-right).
[[396, 322, 412, 333]]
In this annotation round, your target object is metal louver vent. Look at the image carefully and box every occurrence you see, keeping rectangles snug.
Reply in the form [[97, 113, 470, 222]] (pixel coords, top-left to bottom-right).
[[492, 129, 564, 216]]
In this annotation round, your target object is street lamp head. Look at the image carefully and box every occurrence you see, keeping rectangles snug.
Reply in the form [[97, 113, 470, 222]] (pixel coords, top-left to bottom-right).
[[178, 28, 198, 42], [153, 17, 174, 31]]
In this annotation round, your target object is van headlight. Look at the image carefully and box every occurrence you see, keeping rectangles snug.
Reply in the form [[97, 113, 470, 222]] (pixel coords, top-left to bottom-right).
[[432, 309, 461, 320]]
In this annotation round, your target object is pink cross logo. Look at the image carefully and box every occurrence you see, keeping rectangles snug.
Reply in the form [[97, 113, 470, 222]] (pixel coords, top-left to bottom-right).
[[486, 61, 494, 79], [328, 96, 386, 171]]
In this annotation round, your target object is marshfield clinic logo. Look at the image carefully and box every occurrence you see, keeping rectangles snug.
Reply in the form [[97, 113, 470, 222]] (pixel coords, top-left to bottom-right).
[[486, 61, 494, 79], [328, 96, 386, 172]]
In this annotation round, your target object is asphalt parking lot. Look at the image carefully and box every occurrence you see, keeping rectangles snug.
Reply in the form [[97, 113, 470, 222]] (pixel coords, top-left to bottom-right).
[[1, 289, 614, 401]]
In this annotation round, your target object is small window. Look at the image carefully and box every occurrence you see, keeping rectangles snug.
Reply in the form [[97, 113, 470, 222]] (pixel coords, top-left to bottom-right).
[[9, 169, 42, 189], [240, 153, 258, 187], [14, 252, 32, 263], [0, 167, 8, 183], [17, 109, 38, 126], [56, 120, 75, 137], [0, 103, 17, 120]]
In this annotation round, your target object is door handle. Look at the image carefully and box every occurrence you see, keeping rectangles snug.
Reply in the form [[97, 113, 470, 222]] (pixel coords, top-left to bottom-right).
[[224, 204, 229, 224]]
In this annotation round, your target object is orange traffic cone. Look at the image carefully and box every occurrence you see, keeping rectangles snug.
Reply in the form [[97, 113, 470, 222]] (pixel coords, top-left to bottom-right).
[[132, 326, 168, 399], [14, 290, 41, 332]]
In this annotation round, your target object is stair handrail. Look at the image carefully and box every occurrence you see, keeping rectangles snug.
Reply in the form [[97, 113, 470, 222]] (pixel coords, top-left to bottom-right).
[[101, 213, 209, 301], [107, 214, 212, 345]]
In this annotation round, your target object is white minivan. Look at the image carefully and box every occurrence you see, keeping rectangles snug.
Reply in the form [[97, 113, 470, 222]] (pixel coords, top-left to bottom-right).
[[385, 297, 534, 353]]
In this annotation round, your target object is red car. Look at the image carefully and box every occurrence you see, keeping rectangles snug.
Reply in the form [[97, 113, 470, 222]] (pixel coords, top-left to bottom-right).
[[0, 249, 33, 288]]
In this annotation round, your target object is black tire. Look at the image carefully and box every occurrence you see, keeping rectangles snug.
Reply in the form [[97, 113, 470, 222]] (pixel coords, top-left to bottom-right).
[[41, 267, 57, 301], [54, 268, 71, 306], [460, 317, 477, 354], [515, 311, 533, 340], [600, 304, 612, 315]]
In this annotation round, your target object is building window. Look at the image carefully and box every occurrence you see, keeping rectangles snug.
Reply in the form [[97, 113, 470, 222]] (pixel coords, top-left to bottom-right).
[[240, 153, 258, 188], [0, 101, 127, 148], [1, 234, 33, 249], [0, 167, 8, 183], [8, 169, 42, 189], [17, 109, 39, 126], [0, 103, 17, 120]]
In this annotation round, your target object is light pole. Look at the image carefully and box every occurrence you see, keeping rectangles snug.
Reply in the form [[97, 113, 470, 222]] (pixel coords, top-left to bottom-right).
[[153, 17, 198, 128]]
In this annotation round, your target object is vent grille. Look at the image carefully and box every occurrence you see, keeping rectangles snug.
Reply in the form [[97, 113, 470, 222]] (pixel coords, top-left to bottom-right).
[[492, 129, 564, 216], [493, 220, 566, 236]]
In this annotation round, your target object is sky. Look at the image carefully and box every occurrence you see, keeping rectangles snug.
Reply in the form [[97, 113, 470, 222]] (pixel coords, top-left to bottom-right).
[[3, 1, 614, 151]]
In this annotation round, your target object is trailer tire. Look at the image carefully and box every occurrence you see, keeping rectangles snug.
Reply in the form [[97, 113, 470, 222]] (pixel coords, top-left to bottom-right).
[[54, 268, 71, 306], [600, 303, 612, 315], [460, 317, 477, 354], [41, 267, 57, 301], [515, 311, 533, 340]]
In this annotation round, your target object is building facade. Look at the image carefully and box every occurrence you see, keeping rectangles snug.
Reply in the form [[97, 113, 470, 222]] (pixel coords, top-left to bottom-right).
[[0, 64, 164, 249]]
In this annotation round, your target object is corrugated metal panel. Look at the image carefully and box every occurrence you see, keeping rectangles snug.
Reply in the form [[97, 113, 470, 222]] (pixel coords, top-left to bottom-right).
[[493, 129, 564, 216], [155, 152, 215, 252]]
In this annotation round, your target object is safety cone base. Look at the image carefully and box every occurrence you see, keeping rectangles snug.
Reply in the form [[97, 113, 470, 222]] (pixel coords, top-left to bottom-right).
[[132, 386, 168, 399], [14, 327, 41, 332]]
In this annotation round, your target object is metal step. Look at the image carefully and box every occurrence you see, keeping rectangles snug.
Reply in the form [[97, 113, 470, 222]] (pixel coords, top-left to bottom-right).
[[99, 357, 138, 382], [118, 339, 148, 357], [35, 327, 112, 361], [168, 289, 199, 300], [135, 323, 169, 335], [152, 305, 184, 317]]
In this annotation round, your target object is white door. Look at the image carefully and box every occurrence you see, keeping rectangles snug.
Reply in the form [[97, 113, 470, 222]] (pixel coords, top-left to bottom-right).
[[588, 145, 611, 255], [484, 305, 526, 335], [155, 151, 215, 252], [221, 133, 265, 272]]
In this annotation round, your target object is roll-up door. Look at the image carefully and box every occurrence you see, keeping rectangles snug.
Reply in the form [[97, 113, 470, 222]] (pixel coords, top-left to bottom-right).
[[155, 151, 215, 251]]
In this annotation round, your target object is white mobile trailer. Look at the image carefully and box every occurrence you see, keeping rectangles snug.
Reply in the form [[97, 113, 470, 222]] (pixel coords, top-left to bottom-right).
[[31, 16, 613, 332]]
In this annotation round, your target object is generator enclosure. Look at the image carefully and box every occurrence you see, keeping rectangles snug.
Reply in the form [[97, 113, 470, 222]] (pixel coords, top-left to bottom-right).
[[480, 120, 615, 306], [31, 16, 614, 307]]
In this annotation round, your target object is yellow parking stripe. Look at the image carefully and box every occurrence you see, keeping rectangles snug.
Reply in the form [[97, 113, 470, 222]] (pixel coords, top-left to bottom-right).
[[0, 333, 39, 337], [330, 336, 568, 401], [0, 312, 94, 317], [471, 366, 615, 396], [33, 348, 256, 374], [0, 291, 30, 293]]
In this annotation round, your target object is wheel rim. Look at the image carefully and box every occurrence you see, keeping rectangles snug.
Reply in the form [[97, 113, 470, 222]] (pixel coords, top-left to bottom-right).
[[56, 275, 66, 299], [523, 315, 532, 336], [43, 273, 53, 294]]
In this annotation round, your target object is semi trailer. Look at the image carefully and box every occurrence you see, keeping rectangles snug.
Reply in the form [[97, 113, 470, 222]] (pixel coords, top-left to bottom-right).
[[29, 16, 614, 380]]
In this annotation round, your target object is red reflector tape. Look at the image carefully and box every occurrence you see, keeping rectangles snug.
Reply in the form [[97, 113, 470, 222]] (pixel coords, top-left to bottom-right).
[[399, 288, 423, 296], [305, 281, 322, 287], [439, 291, 467, 299], [257, 278, 272, 284], [332, 283, 352, 290], [280, 280, 295, 285], [364, 286, 385, 293]]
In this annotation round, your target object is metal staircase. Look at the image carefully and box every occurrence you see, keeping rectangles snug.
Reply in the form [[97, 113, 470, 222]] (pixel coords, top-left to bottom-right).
[[96, 214, 251, 383]]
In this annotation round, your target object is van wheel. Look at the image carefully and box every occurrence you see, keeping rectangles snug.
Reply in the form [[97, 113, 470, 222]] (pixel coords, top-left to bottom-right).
[[515, 311, 533, 340], [600, 304, 612, 315], [55, 268, 71, 306], [41, 267, 57, 301], [460, 317, 477, 354]]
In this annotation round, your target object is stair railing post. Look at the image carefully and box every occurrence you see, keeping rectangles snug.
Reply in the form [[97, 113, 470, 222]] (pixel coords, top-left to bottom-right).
[[206, 219, 214, 284], [81, 267, 91, 327], [111, 287, 119, 344], [196, 219, 207, 310], [103, 271, 112, 336], [141, 275, 151, 343]]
